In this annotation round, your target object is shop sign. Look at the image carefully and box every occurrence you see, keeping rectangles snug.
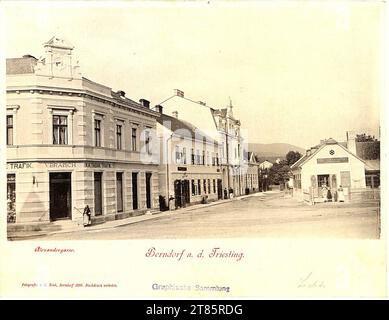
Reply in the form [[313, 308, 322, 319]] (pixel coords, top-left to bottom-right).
[[8, 162, 32, 169], [85, 162, 114, 168], [317, 157, 348, 164], [177, 166, 187, 171], [44, 162, 77, 168]]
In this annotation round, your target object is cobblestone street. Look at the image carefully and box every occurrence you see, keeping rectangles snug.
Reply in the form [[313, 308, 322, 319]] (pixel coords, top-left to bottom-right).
[[32, 192, 380, 240]]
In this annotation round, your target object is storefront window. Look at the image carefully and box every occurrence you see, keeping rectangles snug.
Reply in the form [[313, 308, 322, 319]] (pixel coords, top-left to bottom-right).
[[7, 174, 16, 223]]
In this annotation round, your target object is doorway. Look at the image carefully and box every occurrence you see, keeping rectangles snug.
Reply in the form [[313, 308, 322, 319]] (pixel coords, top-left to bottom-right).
[[94, 172, 103, 216], [146, 172, 152, 209], [49, 172, 72, 221], [132, 172, 138, 210], [217, 179, 223, 200], [116, 172, 123, 213], [174, 180, 190, 208]]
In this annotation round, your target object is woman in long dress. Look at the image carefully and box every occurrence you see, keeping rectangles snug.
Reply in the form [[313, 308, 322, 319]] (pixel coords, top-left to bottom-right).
[[338, 185, 345, 202]]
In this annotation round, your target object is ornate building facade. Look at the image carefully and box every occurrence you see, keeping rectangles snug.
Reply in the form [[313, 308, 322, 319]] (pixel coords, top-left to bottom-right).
[[6, 37, 160, 225]]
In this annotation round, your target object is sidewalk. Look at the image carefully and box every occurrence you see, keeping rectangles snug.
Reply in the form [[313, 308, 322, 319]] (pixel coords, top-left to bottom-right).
[[7, 191, 278, 240]]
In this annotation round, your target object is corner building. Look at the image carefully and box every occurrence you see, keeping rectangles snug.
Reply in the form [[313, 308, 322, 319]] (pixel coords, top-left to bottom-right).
[[6, 37, 160, 225]]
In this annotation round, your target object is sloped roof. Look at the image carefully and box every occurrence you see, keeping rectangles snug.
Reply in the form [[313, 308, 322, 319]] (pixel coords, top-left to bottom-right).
[[43, 36, 74, 50], [6, 56, 38, 74], [365, 160, 380, 171], [162, 96, 220, 141], [291, 138, 365, 169], [158, 113, 217, 144], [111, 91, 144, 110]]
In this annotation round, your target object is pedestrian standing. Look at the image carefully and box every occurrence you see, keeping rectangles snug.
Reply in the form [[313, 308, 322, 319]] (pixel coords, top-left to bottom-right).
[[326, 189, 332, 202], [338, 185, 345, 202]]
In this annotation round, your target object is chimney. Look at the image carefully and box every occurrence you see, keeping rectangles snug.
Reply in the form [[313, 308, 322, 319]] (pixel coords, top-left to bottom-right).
[[117, 90, 126, 98], [172, 111, 178, 118], [346, 131, 357, 154], [155, 105, 163, 114], [139, 99, 150, 108]]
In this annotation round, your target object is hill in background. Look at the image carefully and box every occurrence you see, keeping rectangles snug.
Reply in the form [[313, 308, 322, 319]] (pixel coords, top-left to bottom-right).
[[249, 143, 305, 163]]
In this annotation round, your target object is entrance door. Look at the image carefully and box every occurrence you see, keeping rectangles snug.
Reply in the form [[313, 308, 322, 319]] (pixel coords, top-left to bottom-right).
[[116, 172, 123, 213], [174, 180, 183, 208], [317, 174, 330, 198], [132, 172, 138, 210], [94, 172, 103, 216], [217, 179, 223, 199], [7, 174, 16, 223], [50, 172, 72, 221], [145, 172, 152, 209], [183, 180, 190, 205]]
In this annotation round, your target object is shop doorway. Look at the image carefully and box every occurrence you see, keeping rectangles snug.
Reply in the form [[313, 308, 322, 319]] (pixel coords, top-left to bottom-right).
[[116, 172, 124, 213], [146, 172, 152, 209], [174, 180, 190, 208], [94, 172, 103, 216], [132, 172, 138, 210], [217, 179, 223, 199], [49, 172, 72, 221], [317, 174, 330, 188]]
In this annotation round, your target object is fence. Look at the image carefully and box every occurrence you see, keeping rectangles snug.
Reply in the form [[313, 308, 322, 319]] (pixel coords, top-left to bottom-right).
[[349, 188, 380, 202]]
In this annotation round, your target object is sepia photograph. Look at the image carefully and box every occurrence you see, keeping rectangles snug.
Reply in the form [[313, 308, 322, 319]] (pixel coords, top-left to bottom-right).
[[0, 0, 387, 299]]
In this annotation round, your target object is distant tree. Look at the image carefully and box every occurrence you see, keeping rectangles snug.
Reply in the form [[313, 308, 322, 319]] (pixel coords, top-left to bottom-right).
[[356, 133, 377, 142], [268, 162, 291, 185], [286, 151, 302, 166]]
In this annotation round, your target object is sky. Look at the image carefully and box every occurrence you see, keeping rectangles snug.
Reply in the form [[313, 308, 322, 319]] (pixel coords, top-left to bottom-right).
[[1, 1, 385, 149]]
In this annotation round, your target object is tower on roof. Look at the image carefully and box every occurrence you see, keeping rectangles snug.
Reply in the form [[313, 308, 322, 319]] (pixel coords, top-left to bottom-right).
[[36, 36, 80, 79]]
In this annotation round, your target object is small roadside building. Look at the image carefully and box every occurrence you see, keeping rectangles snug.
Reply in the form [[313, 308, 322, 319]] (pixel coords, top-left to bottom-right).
[[290, 138, 366, 203], [242, 152, 260, 194], [259, 160, 273, 170]]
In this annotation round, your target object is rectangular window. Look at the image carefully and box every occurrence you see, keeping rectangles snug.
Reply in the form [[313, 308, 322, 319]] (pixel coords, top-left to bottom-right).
[[191, 148, 195, 165], [6, 115, 13, 146], [116, 124, 122, 150], [340, 171, 351, 188], [203, 179, 207, 194], [213, 179, 216, 193], [208, 179, 211, 193], [202, 151, 205, 165], [182, 147, 187, 165], [198, 179, 201, 195], [145, 130, 151, 154], [207, 151, 210, 166], [94, 119, 101, 147], [132, 128, 137, 151], [175, 146, 180, 164], [53, 115, 68, 145], [196, 150, 200, 165], [191, 179, 196, 196], [116, 172, 123, 212], [216, 153, 219, 166]]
